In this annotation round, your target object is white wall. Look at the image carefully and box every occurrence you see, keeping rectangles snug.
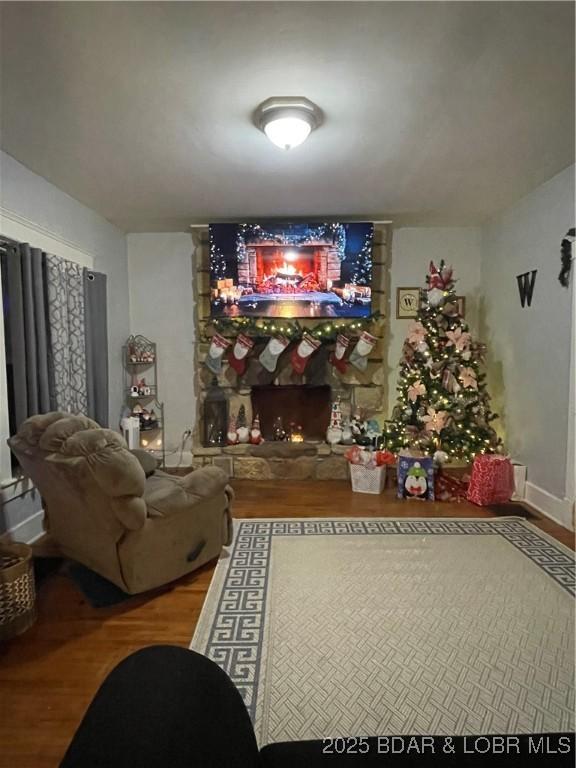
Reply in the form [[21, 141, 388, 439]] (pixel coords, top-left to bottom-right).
[[0, 151, 130, 542], [481, 164, 575, 528], [387, 227, 483, 413], [127, 233, 196, 455], [0, 151, 129, 427]]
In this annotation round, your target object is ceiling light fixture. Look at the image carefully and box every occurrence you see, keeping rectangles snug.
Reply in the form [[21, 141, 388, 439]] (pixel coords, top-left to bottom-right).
[[254, 97, 323, 150]]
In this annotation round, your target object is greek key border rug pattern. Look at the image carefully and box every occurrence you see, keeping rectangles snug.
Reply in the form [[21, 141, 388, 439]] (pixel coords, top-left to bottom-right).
[[191, 517, 574, 742]]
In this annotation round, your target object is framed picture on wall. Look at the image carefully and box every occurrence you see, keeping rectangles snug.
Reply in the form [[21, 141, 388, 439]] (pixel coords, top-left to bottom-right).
[[396, 287, 421, 319], [456, 296, 466, 318]]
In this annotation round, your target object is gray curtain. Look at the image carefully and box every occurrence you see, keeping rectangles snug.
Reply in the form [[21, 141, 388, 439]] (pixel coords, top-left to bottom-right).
[[45, 253, 88, 415], [84, 269, 109, 426], [1, 243, 50, 430]]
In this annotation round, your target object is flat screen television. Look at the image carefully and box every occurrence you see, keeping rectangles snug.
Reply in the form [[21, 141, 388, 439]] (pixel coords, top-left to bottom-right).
[[209, 222, 373, 319]]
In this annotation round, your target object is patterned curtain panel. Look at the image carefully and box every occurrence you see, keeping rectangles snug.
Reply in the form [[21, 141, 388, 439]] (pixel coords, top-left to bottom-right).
[[45, 254, 88, 415], [0, 243, 51, 431], [83, 269, 109, 426]]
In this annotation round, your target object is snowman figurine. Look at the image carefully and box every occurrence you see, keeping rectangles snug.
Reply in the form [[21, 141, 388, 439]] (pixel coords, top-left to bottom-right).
[[403, 462, 429, 500]]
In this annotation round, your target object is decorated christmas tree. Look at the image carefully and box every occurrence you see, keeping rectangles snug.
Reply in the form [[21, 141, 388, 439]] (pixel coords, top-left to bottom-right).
[[385, 261, 500, 462]]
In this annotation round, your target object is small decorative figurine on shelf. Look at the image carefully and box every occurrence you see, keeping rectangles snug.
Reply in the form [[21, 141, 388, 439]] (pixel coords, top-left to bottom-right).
[[326, 398, 343, 445], [127, 335, 156, 363], [130, 375, 153, 398], [350, 407, 381, 447], [136, 378, 150, 396], [273, 416, 286, 441], [236, 405, 250, 443], [341, 418, 354, 445], [139, 408, 158, 431], [227, 414, 239, 445], [350, 407, 369, 445], [250, 414, 263, 445]]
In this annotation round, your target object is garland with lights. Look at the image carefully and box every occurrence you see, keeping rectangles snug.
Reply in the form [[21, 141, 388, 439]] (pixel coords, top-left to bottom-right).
[[384, 261, 500, 463], [209, 312, 381, 343]]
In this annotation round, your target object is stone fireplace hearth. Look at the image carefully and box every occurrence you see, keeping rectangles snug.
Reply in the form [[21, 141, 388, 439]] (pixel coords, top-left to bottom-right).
[[190, 225, 390, 480]]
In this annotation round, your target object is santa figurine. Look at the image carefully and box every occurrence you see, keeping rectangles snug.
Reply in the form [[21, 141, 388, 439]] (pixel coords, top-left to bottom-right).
[[250, 414, 263, 445], [236, 405, 250, 444], [236, 423, 250, 444], [227, 414, 239, 445]]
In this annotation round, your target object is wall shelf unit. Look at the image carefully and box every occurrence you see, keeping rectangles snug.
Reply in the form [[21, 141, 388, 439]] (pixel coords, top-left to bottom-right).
[[122, 335, 165, 467]]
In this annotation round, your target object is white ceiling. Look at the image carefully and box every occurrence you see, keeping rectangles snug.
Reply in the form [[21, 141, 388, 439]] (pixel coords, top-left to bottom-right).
[[1, 2, 574, 232]]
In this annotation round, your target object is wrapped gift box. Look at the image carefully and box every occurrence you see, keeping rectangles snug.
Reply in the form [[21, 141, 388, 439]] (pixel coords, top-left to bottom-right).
[[466, 454, 515, 506]]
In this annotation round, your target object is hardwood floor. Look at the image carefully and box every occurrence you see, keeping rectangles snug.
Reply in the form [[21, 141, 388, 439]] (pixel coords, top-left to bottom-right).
[[0, 480, 573, 768]]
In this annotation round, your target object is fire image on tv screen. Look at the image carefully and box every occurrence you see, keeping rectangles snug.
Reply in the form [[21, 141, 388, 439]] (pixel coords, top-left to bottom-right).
[[210, 222, 373, 318]]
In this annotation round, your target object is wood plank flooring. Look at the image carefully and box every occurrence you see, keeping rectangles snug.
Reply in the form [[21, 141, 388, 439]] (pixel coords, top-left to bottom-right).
[[0, 480, 573, 768]]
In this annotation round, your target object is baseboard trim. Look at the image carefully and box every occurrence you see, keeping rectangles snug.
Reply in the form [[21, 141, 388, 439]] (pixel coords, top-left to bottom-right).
[[0, 509, 45, 545], [524, 482, 574, 531]]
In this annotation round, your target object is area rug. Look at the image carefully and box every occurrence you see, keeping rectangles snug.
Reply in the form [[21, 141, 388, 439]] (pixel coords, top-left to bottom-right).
[[191, 518, 575, 746]]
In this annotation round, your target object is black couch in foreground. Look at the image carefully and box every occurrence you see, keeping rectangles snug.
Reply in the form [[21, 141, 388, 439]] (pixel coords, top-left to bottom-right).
[[60, 646, 574, 767]]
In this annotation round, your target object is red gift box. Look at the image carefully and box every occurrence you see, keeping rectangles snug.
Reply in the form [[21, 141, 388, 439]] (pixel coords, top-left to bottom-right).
[[466, 454, 515, 506]]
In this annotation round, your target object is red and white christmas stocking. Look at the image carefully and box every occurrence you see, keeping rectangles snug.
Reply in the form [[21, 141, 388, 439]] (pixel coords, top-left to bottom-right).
[[291, 333, 321, 375], [205, 333, 231, 374], [259, 335, 289, 373], [349, 331, 377, 371], [329, 334, 350, 374], [228, 334, 254, 376]]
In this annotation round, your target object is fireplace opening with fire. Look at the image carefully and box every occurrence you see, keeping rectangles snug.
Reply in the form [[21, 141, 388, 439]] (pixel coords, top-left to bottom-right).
[[210, 222, 373, 318]]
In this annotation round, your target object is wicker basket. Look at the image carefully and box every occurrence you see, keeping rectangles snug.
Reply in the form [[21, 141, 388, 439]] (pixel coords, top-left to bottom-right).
[[0, 541, 36, 641], [350, 464, 386, 495]]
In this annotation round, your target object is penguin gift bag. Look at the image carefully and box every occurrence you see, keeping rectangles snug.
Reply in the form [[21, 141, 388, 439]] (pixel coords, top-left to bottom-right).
[[397, 456, 435, 501]]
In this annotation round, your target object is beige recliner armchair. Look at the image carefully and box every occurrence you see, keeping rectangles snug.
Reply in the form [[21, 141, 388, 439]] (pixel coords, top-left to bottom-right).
[[8, 412, 233, 594]]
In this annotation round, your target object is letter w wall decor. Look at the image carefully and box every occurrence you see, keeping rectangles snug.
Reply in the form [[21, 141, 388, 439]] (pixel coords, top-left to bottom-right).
[[516, 270, 537, 308]]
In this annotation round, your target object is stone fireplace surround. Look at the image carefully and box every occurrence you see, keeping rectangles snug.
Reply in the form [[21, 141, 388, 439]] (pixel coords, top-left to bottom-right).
[[191, 225, 390, 480]]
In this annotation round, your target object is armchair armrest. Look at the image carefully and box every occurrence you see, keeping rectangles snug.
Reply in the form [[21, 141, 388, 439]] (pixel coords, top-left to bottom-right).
[[144, 465, 230, 518], [130, 449, 159, 477]]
